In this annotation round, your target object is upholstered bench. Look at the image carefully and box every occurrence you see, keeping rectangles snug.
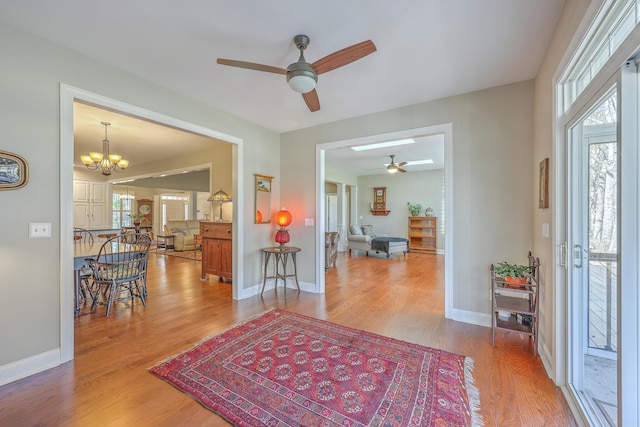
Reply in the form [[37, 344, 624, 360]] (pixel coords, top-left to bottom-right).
[[370, 237, 409, 259]]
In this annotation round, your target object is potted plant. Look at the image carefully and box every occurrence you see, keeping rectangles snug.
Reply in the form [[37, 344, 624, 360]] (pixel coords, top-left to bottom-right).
[[493, 261, 531, 289], [407, 202, 422, 216], [129, 213, 145, 226]]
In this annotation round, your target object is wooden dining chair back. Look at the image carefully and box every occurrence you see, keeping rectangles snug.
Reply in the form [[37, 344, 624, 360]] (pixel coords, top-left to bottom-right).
[[86, 233, 152, 316], [73, 227, 94, 243]]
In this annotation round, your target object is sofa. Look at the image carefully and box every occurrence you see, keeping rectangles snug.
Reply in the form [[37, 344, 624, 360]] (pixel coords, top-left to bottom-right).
[[347, 224, 387, 255], [164, 220, 202, 251]]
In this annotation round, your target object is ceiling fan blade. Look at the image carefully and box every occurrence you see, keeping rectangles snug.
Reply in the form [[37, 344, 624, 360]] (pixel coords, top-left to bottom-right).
[[311, 40, 376, 75], [397, 161, 408, 167], [217, 58, 287, 75], [302, 89, 320, 112], [397, 167, 407, 173]]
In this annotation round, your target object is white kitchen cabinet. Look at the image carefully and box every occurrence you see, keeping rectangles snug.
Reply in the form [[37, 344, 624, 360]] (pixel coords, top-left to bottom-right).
[[73, 180, 110, 229]]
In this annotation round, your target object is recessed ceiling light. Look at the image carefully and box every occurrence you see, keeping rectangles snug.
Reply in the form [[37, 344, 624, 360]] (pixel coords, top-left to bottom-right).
[[405, 159, 434, 166], [351, 138, 415, 151]]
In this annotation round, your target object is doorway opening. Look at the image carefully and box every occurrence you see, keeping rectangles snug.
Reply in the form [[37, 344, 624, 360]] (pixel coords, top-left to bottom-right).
[[60, 85, 244, 363], [315, 124, 453, 318]]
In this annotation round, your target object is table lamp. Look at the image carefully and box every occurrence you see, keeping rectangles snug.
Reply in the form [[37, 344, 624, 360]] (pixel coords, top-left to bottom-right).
[[208, 189, 232, 221], [274, 209, 292, 248]]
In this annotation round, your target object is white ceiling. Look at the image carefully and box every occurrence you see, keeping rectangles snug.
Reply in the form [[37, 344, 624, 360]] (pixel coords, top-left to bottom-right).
[[1, 0, 565, 135], [73, 101, 217, 173]]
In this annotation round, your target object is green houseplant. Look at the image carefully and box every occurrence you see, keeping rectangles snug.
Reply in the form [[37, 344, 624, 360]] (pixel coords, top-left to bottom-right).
[[407, 202, 422, 216], [493, 261, 531, 288], [129, 213, 145, 225]]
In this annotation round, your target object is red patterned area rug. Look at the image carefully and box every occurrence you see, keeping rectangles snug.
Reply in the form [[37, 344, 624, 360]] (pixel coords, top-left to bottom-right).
[[149, 309, 483, 426]]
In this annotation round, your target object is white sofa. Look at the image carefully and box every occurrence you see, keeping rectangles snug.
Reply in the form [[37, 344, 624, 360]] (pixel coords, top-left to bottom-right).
[[347, 224, 387, 255], [164, 220, 202, 251]]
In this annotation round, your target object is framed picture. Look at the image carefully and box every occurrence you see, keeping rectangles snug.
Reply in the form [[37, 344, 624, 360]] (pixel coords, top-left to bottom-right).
[[539, 158, 549, 209], [0, 150, 29, 190], [256, 177, 272, 192]]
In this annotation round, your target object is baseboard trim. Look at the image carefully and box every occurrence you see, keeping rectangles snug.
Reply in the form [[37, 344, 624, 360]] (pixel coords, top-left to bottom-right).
[[237, 280, 318, 299], [0, 349, 60, 387], [450, 308, 491, 327]]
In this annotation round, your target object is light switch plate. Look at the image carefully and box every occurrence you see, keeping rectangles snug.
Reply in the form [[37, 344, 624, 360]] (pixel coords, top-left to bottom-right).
[[542, 223, 549, 238], [29, 222, 52, 238], [305, 218, 314, 226]]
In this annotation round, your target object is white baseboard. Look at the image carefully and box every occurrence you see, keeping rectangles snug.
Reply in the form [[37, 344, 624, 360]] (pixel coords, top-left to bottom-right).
[[450, 308, 491, 327], [537, 335, 555, 380], [237, 280, 318, 299], [0, 349, 60, 387]]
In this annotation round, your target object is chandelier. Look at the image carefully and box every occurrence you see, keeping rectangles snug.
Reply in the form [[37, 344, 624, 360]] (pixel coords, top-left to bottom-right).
[[80, 121, 129, 176]]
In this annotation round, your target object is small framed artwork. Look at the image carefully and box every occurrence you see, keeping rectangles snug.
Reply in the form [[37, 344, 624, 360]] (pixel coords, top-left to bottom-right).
[[0, 150, 29, 190], [539, 158, 549, 209], [256, 176, 272, 192]]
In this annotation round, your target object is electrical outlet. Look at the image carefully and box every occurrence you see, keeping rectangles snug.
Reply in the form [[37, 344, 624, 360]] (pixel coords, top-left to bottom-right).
[[29, 222, 52, 238]]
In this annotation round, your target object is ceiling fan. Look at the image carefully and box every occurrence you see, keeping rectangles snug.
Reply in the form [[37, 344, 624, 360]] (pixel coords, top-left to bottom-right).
[[217, 35, 376, 112], [387, 155, 407, 174]]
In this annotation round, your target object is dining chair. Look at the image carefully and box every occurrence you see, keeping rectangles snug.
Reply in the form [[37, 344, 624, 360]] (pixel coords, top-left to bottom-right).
[[86, 233, 152, 316], [73, 228, 95, 304], [73, 227, 94, 243]]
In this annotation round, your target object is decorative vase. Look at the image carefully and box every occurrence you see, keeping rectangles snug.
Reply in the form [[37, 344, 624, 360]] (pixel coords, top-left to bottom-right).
[[275, 230, 290, 247], [133, 221, 141, 226]]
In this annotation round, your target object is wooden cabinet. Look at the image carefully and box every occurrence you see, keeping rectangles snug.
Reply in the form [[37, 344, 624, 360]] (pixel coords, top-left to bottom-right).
[[490, 252, 540, 355], [407, 216, 437, 253], [73, 180, 109, 229], [200, 222, 232, 280]]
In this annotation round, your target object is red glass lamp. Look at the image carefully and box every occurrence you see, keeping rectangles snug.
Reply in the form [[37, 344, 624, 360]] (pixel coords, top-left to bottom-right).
[[274, 209, 292, 248]]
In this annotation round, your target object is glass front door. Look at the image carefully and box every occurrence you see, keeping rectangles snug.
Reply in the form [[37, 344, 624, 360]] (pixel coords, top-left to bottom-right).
[[568, 87, 619, 426]]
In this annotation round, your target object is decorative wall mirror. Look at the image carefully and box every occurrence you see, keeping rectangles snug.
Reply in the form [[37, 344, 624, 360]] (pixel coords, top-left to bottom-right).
[[0, 150, 29, 190], [254, 174, 274, 224]]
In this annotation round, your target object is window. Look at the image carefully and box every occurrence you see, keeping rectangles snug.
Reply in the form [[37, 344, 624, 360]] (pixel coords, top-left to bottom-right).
[[562, 0, 638, 111], [112, 193, 134, 228]]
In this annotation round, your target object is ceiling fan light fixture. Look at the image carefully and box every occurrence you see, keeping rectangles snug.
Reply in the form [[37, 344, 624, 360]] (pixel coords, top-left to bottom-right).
[[387, 166, 398, 174], [287, 68, 317, 93]]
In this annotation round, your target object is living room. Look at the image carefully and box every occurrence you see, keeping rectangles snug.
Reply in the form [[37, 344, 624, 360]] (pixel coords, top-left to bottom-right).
[[4, 1, 640, 425]]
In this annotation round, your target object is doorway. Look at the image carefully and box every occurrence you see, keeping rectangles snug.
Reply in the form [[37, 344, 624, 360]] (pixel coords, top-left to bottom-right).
[[60, 85, 244, 362], [567, 86, 619, 426], [314, 124, 453, 318], [563, 63, 640, 426]]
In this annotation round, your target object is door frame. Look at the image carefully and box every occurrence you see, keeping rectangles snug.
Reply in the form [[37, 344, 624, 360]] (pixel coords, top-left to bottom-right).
[[556, 62, 640, 426], [59, 84, 244, 362], [314, 123, 454, 319]]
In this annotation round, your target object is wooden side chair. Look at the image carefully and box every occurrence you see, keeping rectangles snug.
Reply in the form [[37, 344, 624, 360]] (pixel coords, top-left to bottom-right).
[[73, 227, 94, 243], [86, 233, 151, 316]]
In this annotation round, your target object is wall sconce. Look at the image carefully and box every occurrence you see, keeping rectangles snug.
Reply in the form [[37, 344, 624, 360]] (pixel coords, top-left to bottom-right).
[[274, 209, 292, 248]]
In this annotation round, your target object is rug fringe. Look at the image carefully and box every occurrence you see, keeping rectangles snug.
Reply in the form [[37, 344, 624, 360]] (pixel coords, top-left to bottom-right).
[[464, 357, 484, 427]]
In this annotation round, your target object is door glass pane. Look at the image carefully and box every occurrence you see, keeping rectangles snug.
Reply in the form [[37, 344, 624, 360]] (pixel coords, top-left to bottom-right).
[[570, 90, 618, 427]]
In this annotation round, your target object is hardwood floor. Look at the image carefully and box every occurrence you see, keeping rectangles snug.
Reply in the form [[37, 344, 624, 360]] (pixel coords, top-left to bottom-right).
[[0, 251, 576, 426]]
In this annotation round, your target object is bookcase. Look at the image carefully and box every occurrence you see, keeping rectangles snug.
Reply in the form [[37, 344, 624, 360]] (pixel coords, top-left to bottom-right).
[[490, 252, 540, 355], [407, 216, 437, 253]]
